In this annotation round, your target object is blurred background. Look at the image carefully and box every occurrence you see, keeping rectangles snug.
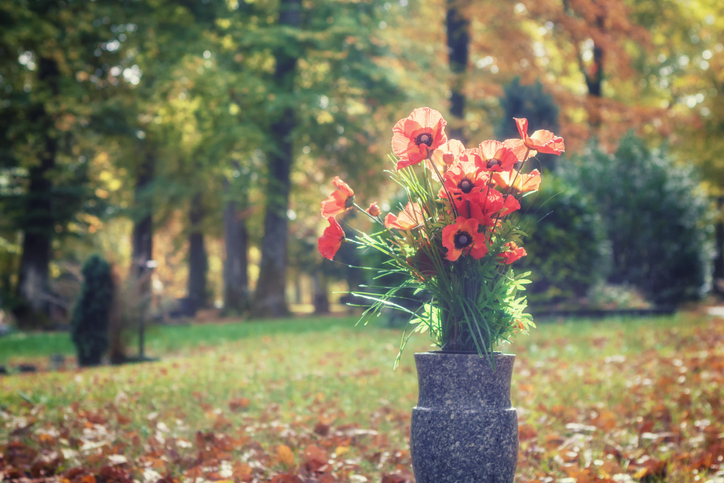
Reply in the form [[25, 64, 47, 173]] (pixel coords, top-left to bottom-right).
[[1, 0, 723, 361]]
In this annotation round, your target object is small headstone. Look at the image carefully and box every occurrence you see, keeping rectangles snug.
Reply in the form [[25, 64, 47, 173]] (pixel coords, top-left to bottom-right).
[[169, 297, 197, 318], [17, 364, 37, 373], [50, 353, 66, 370]]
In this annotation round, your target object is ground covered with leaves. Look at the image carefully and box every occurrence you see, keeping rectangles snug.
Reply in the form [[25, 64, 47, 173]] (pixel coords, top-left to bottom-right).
[[1, 312, 723, 482]]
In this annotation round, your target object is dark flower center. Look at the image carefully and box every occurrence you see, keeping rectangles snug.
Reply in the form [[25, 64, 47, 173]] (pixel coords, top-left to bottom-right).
[[416, 133, 433, 146], [344, 195, 355, 208], [458, 179, 473, 194], [486, 158, 501, 169], [454, 231, 473, 249]]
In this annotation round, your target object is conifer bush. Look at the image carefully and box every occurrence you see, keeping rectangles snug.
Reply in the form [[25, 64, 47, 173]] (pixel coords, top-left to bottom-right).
[[517, 173, 608, 305], [71, 255, 114, 366], [559, 134, 714, 306]]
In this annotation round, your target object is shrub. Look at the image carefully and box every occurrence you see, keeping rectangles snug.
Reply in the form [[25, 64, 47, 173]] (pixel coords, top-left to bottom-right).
[[559, 134, 714, 306], [517, 173, 608, 306], [71, 255, 114, 366], [496, 77, 560, 139], [496, 77, 561, 170], [586, 283, 651, 310]]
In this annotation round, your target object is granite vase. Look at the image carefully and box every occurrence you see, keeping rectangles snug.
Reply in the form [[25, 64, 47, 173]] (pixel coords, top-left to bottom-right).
[[410, 352, 518, 483]]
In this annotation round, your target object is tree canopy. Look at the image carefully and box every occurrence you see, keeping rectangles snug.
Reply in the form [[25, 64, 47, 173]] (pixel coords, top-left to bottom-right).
[[0, 0, 721, 322]]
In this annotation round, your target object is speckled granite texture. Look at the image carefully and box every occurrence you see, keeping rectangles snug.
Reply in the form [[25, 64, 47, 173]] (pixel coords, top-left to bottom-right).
[[410, 352, 518, 483]]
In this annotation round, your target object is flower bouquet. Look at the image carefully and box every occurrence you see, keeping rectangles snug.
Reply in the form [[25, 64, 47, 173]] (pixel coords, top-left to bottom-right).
[[317, 107, 564, 364], [318, 107, 564, 481]]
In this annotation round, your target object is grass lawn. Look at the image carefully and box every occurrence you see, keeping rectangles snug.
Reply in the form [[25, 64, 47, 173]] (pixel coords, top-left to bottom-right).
[[1, 311, 723, 482], [0, 316, 358, 367]]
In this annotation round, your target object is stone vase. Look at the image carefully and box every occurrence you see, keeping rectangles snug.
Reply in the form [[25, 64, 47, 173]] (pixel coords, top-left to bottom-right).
[[410, 352, 518, 483]]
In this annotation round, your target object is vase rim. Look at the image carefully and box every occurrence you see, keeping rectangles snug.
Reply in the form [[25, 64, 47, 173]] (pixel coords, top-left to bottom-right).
[[416, 351, 515, 357]]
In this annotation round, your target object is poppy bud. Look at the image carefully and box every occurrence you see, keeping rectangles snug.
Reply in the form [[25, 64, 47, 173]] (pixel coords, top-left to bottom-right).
[[367, 202, 381, 217]]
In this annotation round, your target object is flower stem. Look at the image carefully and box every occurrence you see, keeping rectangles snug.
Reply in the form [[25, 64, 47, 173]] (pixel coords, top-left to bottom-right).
[[428, 154, 459, 218], [353, 203, 383, 225]]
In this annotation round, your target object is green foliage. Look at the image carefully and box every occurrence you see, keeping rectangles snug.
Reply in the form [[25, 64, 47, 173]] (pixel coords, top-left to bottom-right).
[[516, 173, 608, 305], [0, 0, 121, 230], [559, 134, 715, 306], [351, 158, 535, 364], [71, 255, 114, 366]]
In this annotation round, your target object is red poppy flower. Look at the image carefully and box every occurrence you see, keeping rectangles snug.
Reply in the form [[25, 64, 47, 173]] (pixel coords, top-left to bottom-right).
[[385, 202, 424, 230], [318, 217, 345, 260], [430, 139, 466, 168], [442, 217, 488, 261], [498, 241, 527, 265], [440, 160, 489, 201], [321, 177, 355, 218], [392, 108, 448, 170], [452, 192, 488, 223], [503, 138, 535, 162], [367, 202, 381, 217], [456, 189, 520, 226], [514, 118, 565, 155], [426, 139, 465, 181], [499, 194, 521, 217], [493, 169, 541, 194], [476, 140, 518, 172]]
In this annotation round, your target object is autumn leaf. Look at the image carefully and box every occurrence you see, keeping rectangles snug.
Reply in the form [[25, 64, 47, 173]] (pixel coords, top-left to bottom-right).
[[302, 444, 328, 472], [381, 474, 410, 483], [334, 445, 350, 456], [232, 462, 253, 481], [277, 444, 295, 468], [228, 397, 251, 412]]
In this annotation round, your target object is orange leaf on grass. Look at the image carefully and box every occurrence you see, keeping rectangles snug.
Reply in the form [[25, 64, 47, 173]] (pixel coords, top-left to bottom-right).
[[270, 474, 303, 483], [37, 432, 56, 446], [381, 475, 409, 483], [229, 397, 250, 412], [232, 462, 253, 481], [204, 475, 231, 483], [277, 444, 295, 467], [303, 444, 328, 463], [335, 445, 350, 456], [518, 423, 538, 441], [303, 444, 328, 472], [544, 432, 564, 449]]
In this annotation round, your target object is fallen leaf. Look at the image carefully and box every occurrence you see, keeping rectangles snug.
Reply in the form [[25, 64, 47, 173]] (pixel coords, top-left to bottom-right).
[[277, 444, 295, 467], [229, 397, 251, 412]]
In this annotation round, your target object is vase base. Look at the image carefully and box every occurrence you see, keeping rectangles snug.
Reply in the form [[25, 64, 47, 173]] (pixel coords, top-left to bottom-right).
[[411, 406, 518, 483]]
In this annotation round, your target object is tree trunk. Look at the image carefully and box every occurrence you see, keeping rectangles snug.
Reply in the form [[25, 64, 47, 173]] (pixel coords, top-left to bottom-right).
[[585, 33, 604, 129], [294, 271, 302, 305], [188, 192, 208, 309], [252, 0, 301, 318], [15, 57, 59, 327], [223, 182, 250, 314], [562, 0, 604, 129], [446, 0, 470, 143], [131, 152, 154, 286], [714, 196, 724, 295], [313, 272, 329, 314]]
